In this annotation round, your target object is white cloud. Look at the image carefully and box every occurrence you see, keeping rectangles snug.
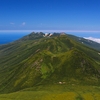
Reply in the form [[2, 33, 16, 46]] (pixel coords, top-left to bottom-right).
[[22, 22, 26, 26], [84, 37, 100, 44]]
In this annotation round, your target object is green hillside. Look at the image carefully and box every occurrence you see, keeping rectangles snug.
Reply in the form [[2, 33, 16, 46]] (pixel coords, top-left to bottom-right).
[[67, 34, 100, 51], [0, 84, 100, 100], [0, 32, 100, 95]]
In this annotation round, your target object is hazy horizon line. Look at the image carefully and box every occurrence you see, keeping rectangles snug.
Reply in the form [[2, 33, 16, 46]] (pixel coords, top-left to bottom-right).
[[0, 30, 100, 33]]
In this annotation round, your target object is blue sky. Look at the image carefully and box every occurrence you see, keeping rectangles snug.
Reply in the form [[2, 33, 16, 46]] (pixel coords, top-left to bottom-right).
[[0, 0, 100, 32]]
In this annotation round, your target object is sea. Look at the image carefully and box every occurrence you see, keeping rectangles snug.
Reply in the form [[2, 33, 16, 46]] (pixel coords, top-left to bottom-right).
[[0, 32, 29, 45], [0, 31, 100, 45]]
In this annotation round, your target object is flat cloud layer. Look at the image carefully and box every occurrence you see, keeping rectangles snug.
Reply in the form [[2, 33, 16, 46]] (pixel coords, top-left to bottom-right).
[[84, 37, 100, 44]]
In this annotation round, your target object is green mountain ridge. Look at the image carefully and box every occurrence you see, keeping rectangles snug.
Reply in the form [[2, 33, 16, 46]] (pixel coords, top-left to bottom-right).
[[0, 32, 100, 93], [67, 34, 100, 51]]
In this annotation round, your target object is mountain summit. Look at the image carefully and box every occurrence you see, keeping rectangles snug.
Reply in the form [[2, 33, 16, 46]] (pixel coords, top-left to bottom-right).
[[0, 32, 100, 93]]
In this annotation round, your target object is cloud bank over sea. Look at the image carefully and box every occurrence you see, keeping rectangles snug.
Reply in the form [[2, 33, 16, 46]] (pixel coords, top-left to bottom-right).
[[84, 37, 100, 44]]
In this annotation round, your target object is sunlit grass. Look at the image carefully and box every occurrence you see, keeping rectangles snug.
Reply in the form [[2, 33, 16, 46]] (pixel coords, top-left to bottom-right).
[[0, 85, 100, 100]]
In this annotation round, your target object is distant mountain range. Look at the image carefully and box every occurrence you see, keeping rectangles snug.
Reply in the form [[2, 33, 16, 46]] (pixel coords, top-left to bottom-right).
[[0, 32, 100, 93]]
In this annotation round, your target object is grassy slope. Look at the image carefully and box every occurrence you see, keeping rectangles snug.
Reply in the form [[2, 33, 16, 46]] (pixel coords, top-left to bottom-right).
[[0, 34, 100, 94], [0, 85, 100, 100], [67, 34, 100, 51]]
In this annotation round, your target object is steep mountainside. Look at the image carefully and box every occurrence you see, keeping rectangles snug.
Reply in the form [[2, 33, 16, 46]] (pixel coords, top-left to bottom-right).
[[0, 32, 100, 93], [67, 34, 100, 51]]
